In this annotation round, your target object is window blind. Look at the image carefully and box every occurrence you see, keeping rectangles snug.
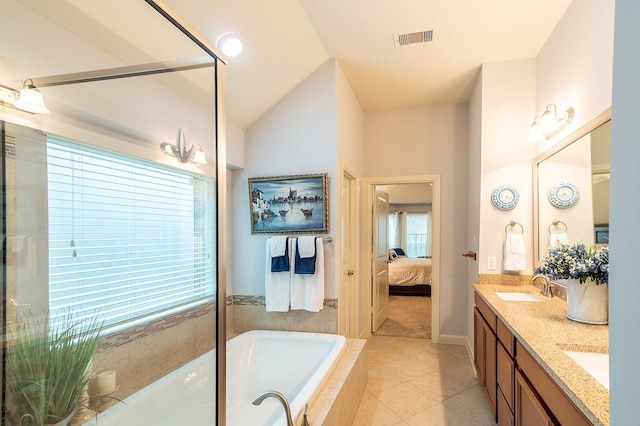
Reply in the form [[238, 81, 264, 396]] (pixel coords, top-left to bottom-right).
[[47, 136, 216, 330]]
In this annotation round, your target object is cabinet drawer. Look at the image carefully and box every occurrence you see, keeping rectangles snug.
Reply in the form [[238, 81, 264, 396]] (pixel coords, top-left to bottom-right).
[[475, 292, 496, 332], [497, 317, 515, 355], [516, 341, 591, 426], [497, 342, 514, 412], [498, 387, 514, 426]]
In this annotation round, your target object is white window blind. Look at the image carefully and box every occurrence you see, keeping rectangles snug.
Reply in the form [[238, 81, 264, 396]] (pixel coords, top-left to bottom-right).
[[47, 136, 216, 330]]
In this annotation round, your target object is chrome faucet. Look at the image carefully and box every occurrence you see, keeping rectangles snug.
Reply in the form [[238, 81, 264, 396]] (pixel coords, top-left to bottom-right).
[[252, 390, 294, 426], [533, 274, 553, 297]]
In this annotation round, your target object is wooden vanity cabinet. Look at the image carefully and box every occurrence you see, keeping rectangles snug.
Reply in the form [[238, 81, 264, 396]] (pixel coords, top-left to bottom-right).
[[497, 318, 515, 426], [516, 341, 591, 426], [474, 290, 593, 426], [474, 293, 497, 420]]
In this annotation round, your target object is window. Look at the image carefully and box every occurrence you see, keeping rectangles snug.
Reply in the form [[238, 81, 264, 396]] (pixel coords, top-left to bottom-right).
[[406, 213, 428, 258], [47, 136, 216, 330]]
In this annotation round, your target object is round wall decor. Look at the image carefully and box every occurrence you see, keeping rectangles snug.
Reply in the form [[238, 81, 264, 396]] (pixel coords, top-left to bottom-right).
[[548, 181, 579, 208], [491, 184, 520, 210]]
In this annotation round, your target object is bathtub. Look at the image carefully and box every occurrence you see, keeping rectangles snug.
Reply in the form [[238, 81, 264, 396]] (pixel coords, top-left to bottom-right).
[[84, 330, 346, 426]]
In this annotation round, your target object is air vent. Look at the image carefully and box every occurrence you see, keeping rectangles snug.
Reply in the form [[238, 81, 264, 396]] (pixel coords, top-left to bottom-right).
[[393, 29, 434, 48]]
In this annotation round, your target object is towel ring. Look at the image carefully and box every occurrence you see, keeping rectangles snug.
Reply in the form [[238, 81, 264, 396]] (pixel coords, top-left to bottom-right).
[[548, 219, 568, 234], [504, 221, 524, 235]]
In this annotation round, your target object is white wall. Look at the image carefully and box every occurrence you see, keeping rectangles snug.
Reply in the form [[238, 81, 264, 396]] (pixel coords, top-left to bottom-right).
[[334, 60, 366, 335], [479, 59, 537, 274], [231, 59, 338, 298], [610, 0, 640, 422], [535, 0, 615, 155], [226, 122, 245, 170], [364, 104, 469, 336]]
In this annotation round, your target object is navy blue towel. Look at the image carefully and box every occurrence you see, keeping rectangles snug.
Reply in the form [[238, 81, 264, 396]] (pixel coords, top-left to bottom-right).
[[271, 238, 290, 272], [294, 238, 317, 275]]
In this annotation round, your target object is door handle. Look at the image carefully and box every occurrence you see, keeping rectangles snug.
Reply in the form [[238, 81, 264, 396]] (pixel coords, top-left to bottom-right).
[[462, 251, 477, 261], [347, 270, 355, 276]]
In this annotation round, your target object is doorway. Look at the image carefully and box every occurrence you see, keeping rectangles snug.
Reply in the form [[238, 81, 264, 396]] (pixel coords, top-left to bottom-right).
[[365, 175, 441, 342]]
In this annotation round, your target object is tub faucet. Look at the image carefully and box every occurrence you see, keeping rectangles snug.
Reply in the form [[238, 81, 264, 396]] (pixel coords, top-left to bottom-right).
[[252, 390, 294, 426], [533, 274, 553, 297]]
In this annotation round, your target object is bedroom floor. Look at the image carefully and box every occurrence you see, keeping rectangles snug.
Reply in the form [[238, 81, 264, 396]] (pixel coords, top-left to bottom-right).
[[374, 296, 431, 339], [353, 335, 495, 425]]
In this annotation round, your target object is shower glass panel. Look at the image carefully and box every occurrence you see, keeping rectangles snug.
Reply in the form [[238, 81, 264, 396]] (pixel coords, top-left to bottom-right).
[[1, 1, 220, 425]]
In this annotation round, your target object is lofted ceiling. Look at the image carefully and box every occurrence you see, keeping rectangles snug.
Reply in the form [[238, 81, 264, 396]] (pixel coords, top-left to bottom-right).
[[165, 0, 572, 129]]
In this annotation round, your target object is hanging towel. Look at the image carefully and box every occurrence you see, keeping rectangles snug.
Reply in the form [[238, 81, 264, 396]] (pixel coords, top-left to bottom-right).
[[503, 233, 526, 272], [294, 237, 317, 274], [290, 238, 325, 312], [265, 237, 292, 312], [297, 236, 317, 258], [270, 236, 290, 272], [549, 232, 569, 248]]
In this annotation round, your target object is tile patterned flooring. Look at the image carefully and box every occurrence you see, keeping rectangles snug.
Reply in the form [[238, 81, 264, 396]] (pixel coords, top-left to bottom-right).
[[353, 335, 495, 425]]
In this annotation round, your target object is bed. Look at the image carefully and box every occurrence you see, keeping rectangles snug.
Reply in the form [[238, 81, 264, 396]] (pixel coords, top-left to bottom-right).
[[388, 256, 432, 296]]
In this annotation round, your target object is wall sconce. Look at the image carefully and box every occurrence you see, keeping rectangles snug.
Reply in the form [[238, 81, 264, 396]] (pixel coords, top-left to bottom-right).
[[0, 78, 50, 114], [529, 103, 574, 142], [160, 128, 206, 164]]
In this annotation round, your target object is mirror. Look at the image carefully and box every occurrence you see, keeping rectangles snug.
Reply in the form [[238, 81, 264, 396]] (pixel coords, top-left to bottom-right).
[[533, 109, 611, 264]]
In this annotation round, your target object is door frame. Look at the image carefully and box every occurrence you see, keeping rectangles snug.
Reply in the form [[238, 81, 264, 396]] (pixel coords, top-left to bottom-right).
[[364, 174, 441, 342]]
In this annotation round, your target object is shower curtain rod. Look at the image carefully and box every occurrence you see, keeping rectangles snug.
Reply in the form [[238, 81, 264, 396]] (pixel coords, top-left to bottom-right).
[[9, 56, 215, 89]]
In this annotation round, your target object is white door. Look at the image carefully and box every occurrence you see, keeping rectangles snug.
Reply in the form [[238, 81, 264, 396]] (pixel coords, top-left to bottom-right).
[[339, 171, 357, 337], [371, 188, 390, 332]]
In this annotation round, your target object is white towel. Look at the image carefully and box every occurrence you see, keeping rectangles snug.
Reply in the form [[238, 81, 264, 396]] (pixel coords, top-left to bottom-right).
[[503, 233, 526, 272], [265, 237, 292, 312], [290, 238, 325, 312], [297, 236, 316, 258], [269, 236, 288, 257], [549, 232, 569, 248]]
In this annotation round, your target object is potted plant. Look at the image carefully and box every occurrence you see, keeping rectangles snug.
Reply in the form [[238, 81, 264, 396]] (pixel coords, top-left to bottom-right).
[[534, 241, 609, 324], [5, 309, 103, 426]]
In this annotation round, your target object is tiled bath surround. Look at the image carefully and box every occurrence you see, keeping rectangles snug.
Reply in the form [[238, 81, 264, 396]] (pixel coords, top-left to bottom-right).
[[90, 302, 216, 409], [231, 295, 338, 334]]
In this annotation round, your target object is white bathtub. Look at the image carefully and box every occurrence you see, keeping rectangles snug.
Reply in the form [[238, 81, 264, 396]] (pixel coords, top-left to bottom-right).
[[84, 330, 346, 426]]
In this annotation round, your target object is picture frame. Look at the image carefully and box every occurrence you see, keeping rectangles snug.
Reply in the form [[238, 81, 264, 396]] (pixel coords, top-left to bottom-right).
[[248, 173, 329, 234], [594, 225, 609, 245]]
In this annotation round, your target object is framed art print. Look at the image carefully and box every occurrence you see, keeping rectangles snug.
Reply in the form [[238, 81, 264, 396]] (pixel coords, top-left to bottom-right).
[[248, 173, 328, 234]]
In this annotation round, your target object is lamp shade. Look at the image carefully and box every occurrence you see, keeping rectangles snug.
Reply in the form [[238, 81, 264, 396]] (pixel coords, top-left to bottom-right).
[[14, 81, 49, 114]]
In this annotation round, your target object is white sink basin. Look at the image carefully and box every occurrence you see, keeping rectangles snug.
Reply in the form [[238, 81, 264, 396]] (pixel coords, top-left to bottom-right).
[[563, 350, 609, 390], [494, 292, 542, 302]]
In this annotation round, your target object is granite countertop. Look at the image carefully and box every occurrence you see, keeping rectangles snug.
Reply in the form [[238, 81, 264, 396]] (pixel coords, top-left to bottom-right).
[[474, 283, 609, 426]]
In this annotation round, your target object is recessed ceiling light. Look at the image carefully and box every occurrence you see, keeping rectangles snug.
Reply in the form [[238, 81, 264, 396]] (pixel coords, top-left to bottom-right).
[[217, 33, 243, 57]]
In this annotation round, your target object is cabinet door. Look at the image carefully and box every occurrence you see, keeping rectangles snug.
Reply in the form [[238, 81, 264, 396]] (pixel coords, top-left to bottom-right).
[[474, 308, 485, 383], [515, 370, 553, 426], [498, 388, 514, 426], [497, 342, 515, 412], [484, 319, 497, 420]]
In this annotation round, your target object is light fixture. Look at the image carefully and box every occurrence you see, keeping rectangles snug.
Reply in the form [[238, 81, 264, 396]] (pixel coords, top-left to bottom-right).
[[0, 78, 50, 114], [216, 32, 243, 57], [529, 103, 574, 142], [161, 128, 207, 164]]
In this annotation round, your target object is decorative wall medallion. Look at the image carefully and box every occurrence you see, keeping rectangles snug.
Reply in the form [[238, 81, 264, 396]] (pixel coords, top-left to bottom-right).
[[548, 181, 579, 208], [491, 184, 519, 210]]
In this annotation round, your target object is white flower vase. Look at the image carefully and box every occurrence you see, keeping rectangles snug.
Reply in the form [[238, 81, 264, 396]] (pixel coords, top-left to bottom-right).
[[566, 278, 608, 324]]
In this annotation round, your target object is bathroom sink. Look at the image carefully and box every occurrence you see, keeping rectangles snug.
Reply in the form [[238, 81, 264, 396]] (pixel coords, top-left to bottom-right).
[[494, 292, 542, 302], [562, 350, 609, 390]]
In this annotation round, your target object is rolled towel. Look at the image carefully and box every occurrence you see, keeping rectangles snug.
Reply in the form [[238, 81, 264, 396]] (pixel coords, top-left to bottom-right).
[[294, 238, 317, 275]]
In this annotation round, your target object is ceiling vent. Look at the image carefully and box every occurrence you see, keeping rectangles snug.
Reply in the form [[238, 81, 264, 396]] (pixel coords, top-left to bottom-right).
[[393, 29, 435, 49]]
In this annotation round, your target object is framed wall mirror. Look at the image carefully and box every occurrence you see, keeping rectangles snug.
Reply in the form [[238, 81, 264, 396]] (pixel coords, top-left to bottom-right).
[[533, 108, 611, 264]]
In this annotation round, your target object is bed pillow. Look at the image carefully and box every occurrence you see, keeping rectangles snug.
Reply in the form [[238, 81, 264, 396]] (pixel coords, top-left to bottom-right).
[[388, 249, 398, 261], [392, 247, 406, 257]]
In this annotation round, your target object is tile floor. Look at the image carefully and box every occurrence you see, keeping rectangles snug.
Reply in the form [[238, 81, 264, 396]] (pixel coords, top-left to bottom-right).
[[353, 335, 495, 425]]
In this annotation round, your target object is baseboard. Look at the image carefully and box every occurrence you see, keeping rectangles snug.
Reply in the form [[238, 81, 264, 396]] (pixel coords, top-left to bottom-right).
[[437, 334, 468, 345]]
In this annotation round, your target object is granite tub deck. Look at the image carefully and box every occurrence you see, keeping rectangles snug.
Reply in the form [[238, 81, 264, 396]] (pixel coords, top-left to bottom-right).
[[474, 283, 609, 425]]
